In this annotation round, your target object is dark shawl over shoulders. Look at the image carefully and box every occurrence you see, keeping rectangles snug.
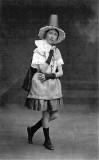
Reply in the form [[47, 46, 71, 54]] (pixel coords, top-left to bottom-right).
[[22, 67, 37, 92]]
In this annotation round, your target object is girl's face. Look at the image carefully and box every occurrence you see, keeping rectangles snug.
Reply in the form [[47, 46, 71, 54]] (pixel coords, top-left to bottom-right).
[[45, 29, 58, 45]]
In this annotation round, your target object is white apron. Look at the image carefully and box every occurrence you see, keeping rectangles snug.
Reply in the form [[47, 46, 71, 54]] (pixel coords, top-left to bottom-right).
[[28, 72, 62, 99]]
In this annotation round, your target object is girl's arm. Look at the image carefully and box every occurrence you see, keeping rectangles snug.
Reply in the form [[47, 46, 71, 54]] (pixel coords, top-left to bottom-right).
[[44, 65, 63, 80], [38, 65, 63, 82], [55, 65, 63, 78], [39, 65, 63, 77]]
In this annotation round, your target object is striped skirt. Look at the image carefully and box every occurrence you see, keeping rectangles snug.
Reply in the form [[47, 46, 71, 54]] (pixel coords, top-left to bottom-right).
[[25, 98, 63, 113]]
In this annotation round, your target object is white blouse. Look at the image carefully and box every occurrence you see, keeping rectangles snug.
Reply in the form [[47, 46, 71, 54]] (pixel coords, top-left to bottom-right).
[[31, 40, 64, 74]]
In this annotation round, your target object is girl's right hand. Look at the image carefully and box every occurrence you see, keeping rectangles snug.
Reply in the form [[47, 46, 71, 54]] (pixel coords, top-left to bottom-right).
[[38, 73, 46, 82]]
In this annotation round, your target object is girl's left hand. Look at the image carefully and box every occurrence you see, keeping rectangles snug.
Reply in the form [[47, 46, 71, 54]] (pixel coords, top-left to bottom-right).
[[38, 73, 46, 82]]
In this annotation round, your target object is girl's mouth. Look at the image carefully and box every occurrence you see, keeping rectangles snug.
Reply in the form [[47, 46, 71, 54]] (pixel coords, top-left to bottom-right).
[[47, 38, 55, 44], [49, 39, 54, 42]]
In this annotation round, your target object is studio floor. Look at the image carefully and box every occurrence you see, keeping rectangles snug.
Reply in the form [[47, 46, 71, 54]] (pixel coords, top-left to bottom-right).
[[0, 104, 98, 160]]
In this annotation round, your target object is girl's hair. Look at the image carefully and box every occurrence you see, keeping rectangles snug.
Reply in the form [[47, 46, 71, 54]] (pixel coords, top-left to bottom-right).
[[43, 29, 59, 40]]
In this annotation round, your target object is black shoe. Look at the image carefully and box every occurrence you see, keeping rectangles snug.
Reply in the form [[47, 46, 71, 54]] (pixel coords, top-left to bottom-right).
[[27, 126, 33, 144], [43, 139, 54, 150]]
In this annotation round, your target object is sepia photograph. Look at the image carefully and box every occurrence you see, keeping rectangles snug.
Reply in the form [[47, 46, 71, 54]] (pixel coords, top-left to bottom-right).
[[0, 0, 98, 160]]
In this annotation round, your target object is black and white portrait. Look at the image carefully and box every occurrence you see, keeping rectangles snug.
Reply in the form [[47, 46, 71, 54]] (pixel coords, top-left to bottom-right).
[[0, 0, 98, 160]]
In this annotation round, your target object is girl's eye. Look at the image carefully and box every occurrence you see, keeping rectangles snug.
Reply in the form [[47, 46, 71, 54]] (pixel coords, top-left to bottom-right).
[[54, 33, 58, 36], [49, 31, 53, 34], [49, 32, 57, 36]]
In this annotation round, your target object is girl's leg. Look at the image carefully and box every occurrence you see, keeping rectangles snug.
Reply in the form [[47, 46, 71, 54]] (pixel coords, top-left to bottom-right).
[[49, 111, 58, 121], [27, 119, 42, 144], [42, 111, 54, 150], [42, 111, 58, 150], [27, 110, 58, 147], [42, 111, 49, 128]]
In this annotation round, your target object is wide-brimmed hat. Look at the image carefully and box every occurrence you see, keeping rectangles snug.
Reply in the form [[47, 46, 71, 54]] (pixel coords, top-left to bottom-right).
[[38, 14, 66, 44]]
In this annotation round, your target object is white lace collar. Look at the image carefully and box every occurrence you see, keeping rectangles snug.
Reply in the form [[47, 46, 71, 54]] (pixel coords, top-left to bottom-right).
[[35, 40, 55, 53]]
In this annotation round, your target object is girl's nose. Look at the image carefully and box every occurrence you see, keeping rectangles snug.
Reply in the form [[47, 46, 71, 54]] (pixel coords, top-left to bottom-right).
[[50, 35, 54, 39]]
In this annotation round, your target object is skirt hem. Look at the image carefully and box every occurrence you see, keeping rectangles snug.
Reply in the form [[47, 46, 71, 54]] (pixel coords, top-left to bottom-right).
[[25, 98, 63, 112]]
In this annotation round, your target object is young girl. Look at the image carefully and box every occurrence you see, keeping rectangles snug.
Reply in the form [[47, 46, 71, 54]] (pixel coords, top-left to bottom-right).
[[25, 14, 65, 150]]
